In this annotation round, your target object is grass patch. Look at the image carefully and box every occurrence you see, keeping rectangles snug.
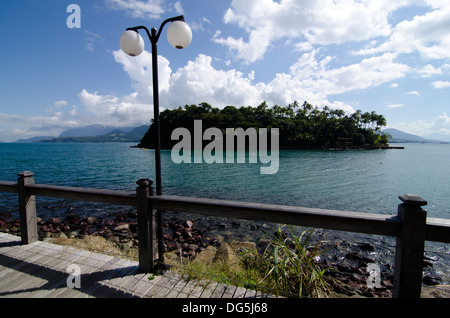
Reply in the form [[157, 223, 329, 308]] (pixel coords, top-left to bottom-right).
[[170, 227, 335, 298], [48, 235, 139, 261]]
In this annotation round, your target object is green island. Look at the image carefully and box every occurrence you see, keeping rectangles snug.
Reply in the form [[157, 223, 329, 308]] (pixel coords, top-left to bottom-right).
[[138, 101, 395, 150]]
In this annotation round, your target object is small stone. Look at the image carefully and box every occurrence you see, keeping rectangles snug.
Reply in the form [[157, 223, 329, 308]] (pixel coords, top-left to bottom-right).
[[48, 217, 59, 223], [10, 226, 19, 233], [357, 243, 375, 252], [352, 273, 366, 283], [104, 219, 115, 226], [188, 244, 198, 252], [381, 279, 393, 288], [423, 274, 442, 286], [113, 223, 130, 231], [86, 217, 97, 224]]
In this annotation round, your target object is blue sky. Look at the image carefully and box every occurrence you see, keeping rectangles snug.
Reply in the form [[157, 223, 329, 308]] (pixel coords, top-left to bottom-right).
[[0, 0, 450, 142]]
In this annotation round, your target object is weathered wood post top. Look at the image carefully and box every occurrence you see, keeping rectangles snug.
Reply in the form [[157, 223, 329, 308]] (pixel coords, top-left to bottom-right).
[[398, 193, 427, 206]]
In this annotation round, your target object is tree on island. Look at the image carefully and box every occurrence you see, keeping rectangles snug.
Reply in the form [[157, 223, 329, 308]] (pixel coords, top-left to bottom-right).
[[138, 101, 390, 150]]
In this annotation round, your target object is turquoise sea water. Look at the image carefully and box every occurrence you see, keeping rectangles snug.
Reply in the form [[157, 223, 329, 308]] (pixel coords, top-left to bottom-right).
[[1, 142, 449, 283], [1, 142, 449, 219]]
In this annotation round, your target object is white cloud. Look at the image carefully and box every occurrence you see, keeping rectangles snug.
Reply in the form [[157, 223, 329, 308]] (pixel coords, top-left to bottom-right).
[[113, 50, 172, 101], [387, 104, 405, 109], [355, 4, 450, 60], [406, 91, 420, 96], [54, 100, 68, 109], [78, 89, 153, 126], [77, 46, 414, 127], [432, 81, 450, 88], [173, 1, 183, 15], [213, 0, 412, 63], [77, 49, 366, 129], [190, 17, 211, 32], [0, 110, 81, 141], [417, 64, 443, 77], [84, 30, 103, 52], [105, 0, 165, 19], [392, 112, 450, 140], [288, 50, 410, 96], [163, 54, 263, 108]]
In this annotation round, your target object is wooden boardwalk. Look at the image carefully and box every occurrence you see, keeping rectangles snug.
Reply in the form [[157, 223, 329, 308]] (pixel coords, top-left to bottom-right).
[[0, 232, 268, 298]]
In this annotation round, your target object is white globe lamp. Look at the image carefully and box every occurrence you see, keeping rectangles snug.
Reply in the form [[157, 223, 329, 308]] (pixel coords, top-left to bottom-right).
[[166, 21, 192, 49], [120, 30, 145, 56]]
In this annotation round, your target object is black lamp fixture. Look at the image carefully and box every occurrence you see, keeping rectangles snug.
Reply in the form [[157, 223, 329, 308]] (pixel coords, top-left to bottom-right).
[[120, 15, 192, 197], [120, 16, 192, 263]]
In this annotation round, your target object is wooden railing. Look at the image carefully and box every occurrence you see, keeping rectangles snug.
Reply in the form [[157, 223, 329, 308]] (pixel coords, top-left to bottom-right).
[[1, 171, 450, 298]]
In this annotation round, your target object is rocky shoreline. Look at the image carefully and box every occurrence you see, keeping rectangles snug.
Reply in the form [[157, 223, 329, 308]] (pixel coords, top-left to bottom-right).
[[0, 210, 448, 298]]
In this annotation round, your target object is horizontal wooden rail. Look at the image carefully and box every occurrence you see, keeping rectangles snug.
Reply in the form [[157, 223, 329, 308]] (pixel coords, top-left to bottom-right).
[[150, 195, 402, 238], [2, 180, 450, 243], [0, 181, 18, 194], [425, 217, 450, 244], [27, 184, 136, 207]]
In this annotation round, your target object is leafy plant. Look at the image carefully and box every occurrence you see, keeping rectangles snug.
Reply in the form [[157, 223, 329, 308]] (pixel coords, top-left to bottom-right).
[[255, 226, 335, 298]]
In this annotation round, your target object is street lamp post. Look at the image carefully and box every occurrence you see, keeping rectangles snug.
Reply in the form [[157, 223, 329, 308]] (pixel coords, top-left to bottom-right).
[[120, 15, 192, 196], [120, 16, 192, 263]]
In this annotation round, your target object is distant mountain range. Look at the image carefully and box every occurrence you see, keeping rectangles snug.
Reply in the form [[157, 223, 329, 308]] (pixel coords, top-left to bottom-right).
[[9, 126, 447, 144], [383, 128, 447, 143], [14, 125, 149, 143]]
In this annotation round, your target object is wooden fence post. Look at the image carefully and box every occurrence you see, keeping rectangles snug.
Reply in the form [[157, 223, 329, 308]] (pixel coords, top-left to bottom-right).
[[136, 178, 157, 273], [17, 171, 38, 245], [393, 194, 427, 298]]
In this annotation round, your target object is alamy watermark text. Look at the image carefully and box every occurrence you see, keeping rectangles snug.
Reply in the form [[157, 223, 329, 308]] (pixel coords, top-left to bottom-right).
[[171, 120, 280, 175]]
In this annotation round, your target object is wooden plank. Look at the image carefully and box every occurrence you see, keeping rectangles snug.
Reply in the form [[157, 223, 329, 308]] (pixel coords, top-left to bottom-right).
[[15, 272, 71, 298], [211, 282, 228, 298], [165, 277, 189, 298], [27, 183, 136, 206], [151, 195, 402, 237], [103, 266, 141, 291], [118, 273, 147, 293], [426, 217, 450, 243], [153, 272, 183, 298], [84, 257, 139, 297], [144, 271, 176, 297], [244, 289, 257, 298], [188, 280, 208, 298], [2, 233, 263, 298], [199, 281, 218, 298], [129, 274, 160, 297], [0, 242, 74, 298], [0, 181, 17, 193], [222, 285, 237, 298], [177, 279, 199, 298], [0, 258, 24, 280], [233, 287, 247, 298]]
